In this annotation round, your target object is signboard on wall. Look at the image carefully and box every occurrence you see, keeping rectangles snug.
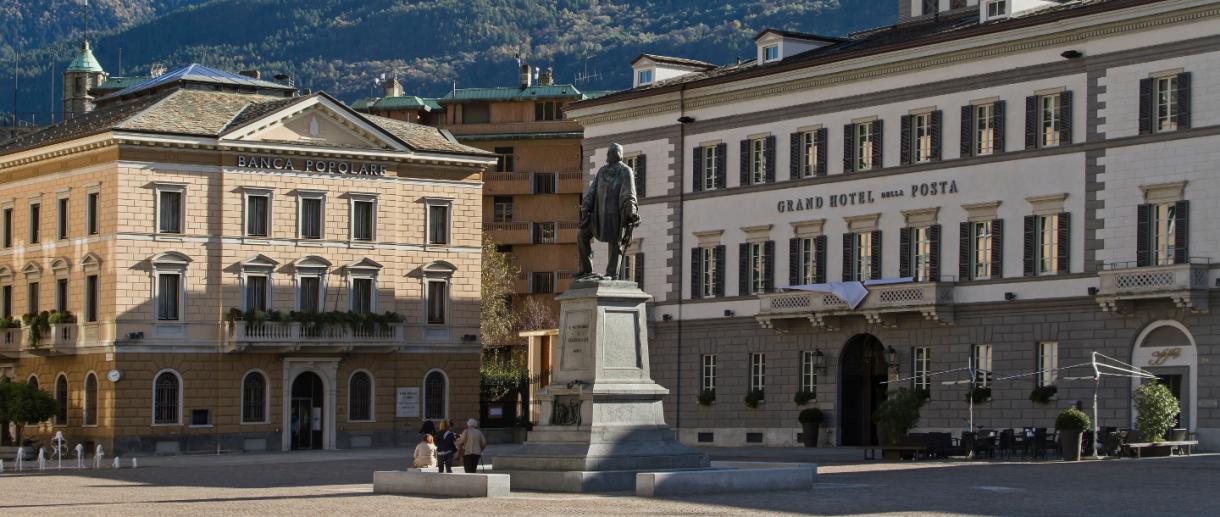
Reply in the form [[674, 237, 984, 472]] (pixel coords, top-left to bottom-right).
[[396, 387, 420, 418]]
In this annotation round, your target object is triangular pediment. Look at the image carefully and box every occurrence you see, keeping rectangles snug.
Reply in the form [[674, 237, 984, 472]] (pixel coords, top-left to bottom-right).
[[221, 95, 407, 152]]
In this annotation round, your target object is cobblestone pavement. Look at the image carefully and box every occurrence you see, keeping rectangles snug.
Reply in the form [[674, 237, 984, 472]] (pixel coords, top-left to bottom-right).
[[0, 447, 1214, 516]]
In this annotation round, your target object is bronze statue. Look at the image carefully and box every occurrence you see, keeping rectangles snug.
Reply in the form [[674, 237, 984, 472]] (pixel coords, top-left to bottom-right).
[[576, 143, 639, 280]]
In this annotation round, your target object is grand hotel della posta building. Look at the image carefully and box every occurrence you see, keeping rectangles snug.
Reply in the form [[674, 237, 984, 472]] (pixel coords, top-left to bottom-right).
[[570, 0, 1220, 449], [0, 54, 496, 454]]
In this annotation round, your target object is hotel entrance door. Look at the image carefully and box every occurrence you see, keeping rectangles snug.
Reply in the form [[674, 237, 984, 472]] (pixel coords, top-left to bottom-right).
[[290, 372, 324, 450]]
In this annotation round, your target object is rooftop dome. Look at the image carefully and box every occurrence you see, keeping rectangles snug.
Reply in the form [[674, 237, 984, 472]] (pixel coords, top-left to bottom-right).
[[66, 41, 105, 74]]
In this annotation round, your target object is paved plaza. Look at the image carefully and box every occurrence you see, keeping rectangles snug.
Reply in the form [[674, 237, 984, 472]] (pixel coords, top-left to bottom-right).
[[0, 446, 1213, 516]]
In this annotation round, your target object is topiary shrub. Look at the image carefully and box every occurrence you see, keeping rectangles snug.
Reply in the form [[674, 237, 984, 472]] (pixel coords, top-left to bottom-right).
[[697, 389, 716, 406], [793, 390, 816, 406], [873, 388, 928, 443], [798, 408, 823, 424], [1030, 385, 1058, 405], [1135, 382, 1180, 443], [744, 389, 765, 408], [1055, 407, 1091, 432]]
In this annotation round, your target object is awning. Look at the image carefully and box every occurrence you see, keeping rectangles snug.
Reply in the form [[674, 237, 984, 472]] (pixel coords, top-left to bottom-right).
[[782, 277, 915, 310]]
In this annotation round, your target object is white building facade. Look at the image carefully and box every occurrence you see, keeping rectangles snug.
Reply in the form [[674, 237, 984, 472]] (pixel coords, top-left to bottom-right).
[[568, 0, 1220, 448]]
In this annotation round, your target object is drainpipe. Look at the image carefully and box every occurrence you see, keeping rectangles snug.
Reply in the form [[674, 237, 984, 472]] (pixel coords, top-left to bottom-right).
[[675, 84, 691, 432]]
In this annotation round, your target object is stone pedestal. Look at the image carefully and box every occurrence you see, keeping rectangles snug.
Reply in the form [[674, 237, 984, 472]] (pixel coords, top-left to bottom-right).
[[493, 280, 709, 491]]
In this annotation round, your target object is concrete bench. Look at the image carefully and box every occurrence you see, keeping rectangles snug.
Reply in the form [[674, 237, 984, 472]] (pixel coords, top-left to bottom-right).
[[636, 466, 816, 497], [373, 470, 511, 498], [1125, 440, 1199, 458]]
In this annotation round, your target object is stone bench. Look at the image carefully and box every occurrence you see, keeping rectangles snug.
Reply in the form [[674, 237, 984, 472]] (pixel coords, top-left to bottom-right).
[[373, 470, 511, 498], [635, 465, 816, 497]]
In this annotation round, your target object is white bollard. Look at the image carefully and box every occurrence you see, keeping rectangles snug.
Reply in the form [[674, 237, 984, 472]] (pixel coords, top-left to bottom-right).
[[37, 448, 46, 471], [94, 445, 104, 470], [131, 458, 138, 469], [74, 444, 83, 469], [15, 447, 23, 471], [112, 456, 120, 469]]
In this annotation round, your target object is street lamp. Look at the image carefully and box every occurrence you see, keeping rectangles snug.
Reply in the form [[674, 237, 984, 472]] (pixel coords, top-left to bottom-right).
[[813, 349, 826, 373], [886, 346, 899, 374]]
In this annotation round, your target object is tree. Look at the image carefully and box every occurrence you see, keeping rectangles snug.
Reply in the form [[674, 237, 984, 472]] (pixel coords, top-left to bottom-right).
[[0, 379, 58, 444], [1135, 381, 1181, 442], [481, 236, 519, 348], [519, 295, 557, 331]]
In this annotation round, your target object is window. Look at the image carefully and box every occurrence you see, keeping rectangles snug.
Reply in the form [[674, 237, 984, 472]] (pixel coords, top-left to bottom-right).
[[985, 0, 1007, 18], [975, 103, 996, 156], [1145, 202, 1182, 266], [83, 373, 97, 426], [27, 375, 37, 389], [624, 155, 646, 198], [494, 147, 514, 172], [702, 144, 719, 190], [55, 278, 68, 312], [851, 232, 874, 281], [87, 192, 99, 235], [763, 44, 779, 62], [57, 198, 69, 240], [245, 191, 270, 237], [922, 0, 937, 16], [701, 247, 718, 297], [908, 226, 933, 282], [973, 344, 993, 388], [798, 130, 822, 178], [298, 195, 324, 240], [749, 353, 766, 396], [795, 237, 819, 285], [55, 374, 68, 425], [424, 370, 447, 420], [351, 198, 375, 241], [1036, 214, 1059, 275], [84, 275, 98, 322], [492, 196, 513, 223], [462, 102, 490, 124], [856, 121, 877, 171], [2, 285, 11, 318], [1038, 341, 1058, 387], [298, 276, 321, 313], [744, 241, 770, 295], [156, 273, 181, 320], [637, 69, 653, 86], [241, 371, 267, 424], [701, 354, 717, 391], [1154, 76, 1178, 132], [244, 275, 269, 312], [972, 221, 993, 280], [532, 222, 556, 244], [621, 252, 642, 286], [427, 202, 450, 245], [351, 278, 374, 314], [913, 347, 931, 391], [3, 207, 11, 247], [191, 409, 210, 427], [29, 202, 40, 243], [156, 188, 183, 234], [530, 272, 554, 294], [1039, 94, 1061, 147], [532, 172, 557, 194], [800, 351, 817, 396], [426, 279, 447, 325], [749, 137, 767, 185], [27, 282, 39, 314], [535, 100, 562, 121], [911, 112, 934, 163], [348, 371, 373, 421], [153, 370, 181, 425]]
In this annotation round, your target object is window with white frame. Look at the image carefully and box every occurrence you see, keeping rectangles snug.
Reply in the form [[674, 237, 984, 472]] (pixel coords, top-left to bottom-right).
[[57, 197, 69, 240], [909, 226, 933, 282], [637, 69, 653, 86], [152, 252, 189, 322], [494, 147, 514, 172], [351, 277, 374, 314], [701, 247, 718, 297], [975, 103, 996, 156], [701, 354, 717, 392], [3, 206, 11, 248], [702, 144, 719, 191], [244, 275, 269, 313], [800, 351, 817, 395], [763, 44, 779, 63], [427, 200, 451, 245], [155, 184, 185, 234], [1039, 93, 1062, 147], [84, 274, 98, 322], [1154, 76, 1179, 132], [911, 112, 934, 163], [351, 196, 376, 241], [87, 191, 99, 235], [1149, 203, 1179, 266], [797, 237, 817, 285], [1036, 214, 1059, 275], [749, 352, 765, 396], [855, 121, 876, 171], [973, 344, 993, 388], [55, 278, 68, 312], [294, 256, 329, 313], [852, 232, 874, 281], [800, 130, 821, 177], [298, 192, 324, 240], [913, 347, 931, 391], [28, 201, 40, 243], [492, 196, 513, 223], [26, 281, 39, 314], [622, 252, 640, 284], [972, 220, 993, 280], [153, 370, 181, 425], [245, 189, 270, 237], [748, 241, 767, 294], [532, 222, 556, 244], [1038, 341, 1058, 387], [426, 279, 448, 325], [749, 137, 767, 185], [985, 0, 1007, 18]]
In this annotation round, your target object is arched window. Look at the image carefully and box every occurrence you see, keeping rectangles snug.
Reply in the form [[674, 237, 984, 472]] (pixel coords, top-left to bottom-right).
[[424, 370, 447, 420], [28, 375, 38, 390], [153, 370, 181, 425], [348, 371, 373, 421], [55, 374, 69, 425], [84, 373, 98, 426], [241, 371, 268, 423]]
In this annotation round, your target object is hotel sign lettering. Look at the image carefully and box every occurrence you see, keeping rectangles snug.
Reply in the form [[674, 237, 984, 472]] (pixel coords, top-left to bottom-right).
[[235, 155, 387, 176], [776, 180, 960, 213]]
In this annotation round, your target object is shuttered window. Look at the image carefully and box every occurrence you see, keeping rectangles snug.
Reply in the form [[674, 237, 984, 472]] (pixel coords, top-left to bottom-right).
[[1138, 201, 1188, 267], [790, 129, 827, 178], [691, 245, 725, 299], [846, 232, 880, 281], [739, 241, 774, 295], [789, 236, 826, 286], [975, 104, 997, 156]]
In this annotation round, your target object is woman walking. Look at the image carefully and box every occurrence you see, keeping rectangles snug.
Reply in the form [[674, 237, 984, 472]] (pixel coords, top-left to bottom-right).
[[436, 420, 458, 473], [455, 418, 486, 473]]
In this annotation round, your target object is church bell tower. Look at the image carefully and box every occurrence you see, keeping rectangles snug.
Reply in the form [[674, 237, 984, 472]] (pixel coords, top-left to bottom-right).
[[62, 1, 108, 119]]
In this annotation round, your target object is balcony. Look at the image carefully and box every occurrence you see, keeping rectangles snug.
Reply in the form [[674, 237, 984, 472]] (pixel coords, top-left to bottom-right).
[[1097, 259, 1210, 314], [438, 120, 583, 137], [224, 321, 406, 352], [484, 173, 531, 195], [485, 221, 532, 245], [557, 172, 586, 194], [757, 281, 956, 330], [483, 171, 585, 196]]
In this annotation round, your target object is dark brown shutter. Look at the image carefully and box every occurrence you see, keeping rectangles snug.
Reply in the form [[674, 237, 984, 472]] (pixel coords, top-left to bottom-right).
[[993, 100, 1006, 154], [842, 233, 854, 281], [930, 110, 943, 161], [764, 136, 777, 184], [1025, 96, 1038, 150], [692, 147, 704, 193], [1178, 72, 1192, 129], [816, 128, 829, 176], [1136, 204, 1151, 267], [739, 243, 750, 296], [690, 247, 702, 299], [871, 120, 884, 169], [1023, 215, 1037, 277], [870, 230, 883, 280], [815, 235, 827, 284], [960, 105, 974, 157], [959, 222, 971, 281], [1139, 78, 1154, 135], [715, 143, 727, 189], [713, 245, 726, 297], [763, 240, 775, 292], [991, 219, 1004, 278], [843, 124, 855, 173], [634, 154, 646, 198], [740, 139, 750, 186], [929, 224, 942, 282], [900, 115, 912, 165], [1059, 91, 1073, 145], [634, 253, 645, 287], [789, 133, 802, 180], [1057, 212, 1071, 274], [899, 227, 912, 278], [1174, 200, 1189, 265], [789, 237, 801, 286]]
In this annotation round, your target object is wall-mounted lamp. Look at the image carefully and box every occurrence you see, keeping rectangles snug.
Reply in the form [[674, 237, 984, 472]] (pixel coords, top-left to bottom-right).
[[1087, 287, 1099, 296], [462, 334, 478, 342], [723, 309, 735, 318], [677, 116, 696, 124], [1061, 50, 1083, 59], [813, 349, 827, 373], [1004, 292, 1017, 301], [662, 314, 673, 321], [885, 346, 899, 374]]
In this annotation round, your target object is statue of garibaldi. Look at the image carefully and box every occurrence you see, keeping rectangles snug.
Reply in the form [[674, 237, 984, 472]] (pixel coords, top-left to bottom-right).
[[576, 143, 640, 280]]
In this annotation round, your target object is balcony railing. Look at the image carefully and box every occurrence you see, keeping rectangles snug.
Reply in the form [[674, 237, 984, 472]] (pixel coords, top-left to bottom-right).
[[483, 171, 585, 196], [757, 281, 955, 329], [484, 221, 531, 245], [1097, 259, 1210, 313], [225, 321, 405, 351], [557, 172, 586, 194]]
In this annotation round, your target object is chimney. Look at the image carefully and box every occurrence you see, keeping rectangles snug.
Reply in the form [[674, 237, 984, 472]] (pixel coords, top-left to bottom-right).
[[239, 69, 261, 79], [383, 76, 403, 98], [539, 67, 554, 86], [519, 63, 532, 88]]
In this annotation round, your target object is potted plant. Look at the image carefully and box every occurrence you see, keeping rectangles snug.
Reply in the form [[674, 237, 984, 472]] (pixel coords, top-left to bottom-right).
[[1030, 385, 1058, 405], [744, 389, 765, 409], [1055, 407, 1091, 461], [1134, 382, 1180, 457], [873, 388, 927, 446], [697, 389, 716, 406], [799, 408, 823, 448], [966, 386, 992, 404], [793, 390, 815, 406]]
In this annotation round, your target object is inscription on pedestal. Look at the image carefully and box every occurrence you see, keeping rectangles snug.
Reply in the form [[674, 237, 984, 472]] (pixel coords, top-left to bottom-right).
[[562, 310, 592, 372], [602, 310, 641, 369]]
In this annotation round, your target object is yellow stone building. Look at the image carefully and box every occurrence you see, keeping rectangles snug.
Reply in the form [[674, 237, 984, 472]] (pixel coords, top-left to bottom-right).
[[0, 62, 495, 455]]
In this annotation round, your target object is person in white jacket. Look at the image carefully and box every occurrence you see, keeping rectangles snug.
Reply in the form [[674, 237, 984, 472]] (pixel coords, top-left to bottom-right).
[[413, 433, 437, 469]]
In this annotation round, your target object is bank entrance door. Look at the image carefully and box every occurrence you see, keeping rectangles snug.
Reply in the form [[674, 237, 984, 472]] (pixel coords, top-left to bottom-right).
[[290, 372, 324, 450], [1154, 372, 1187, 430], [839, 334, 888, 446]]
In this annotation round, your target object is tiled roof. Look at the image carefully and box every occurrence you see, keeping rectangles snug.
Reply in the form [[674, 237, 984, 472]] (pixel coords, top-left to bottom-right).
[[96, 76, 149, 91], [440, 85, 587, 102], [98, 64, 295, 101], [631, 54, 718, 69], [363, 114, 492, 156], [356, 96, 444, 112]]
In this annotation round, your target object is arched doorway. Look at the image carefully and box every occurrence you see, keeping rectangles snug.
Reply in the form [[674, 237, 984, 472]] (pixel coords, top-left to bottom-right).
[[290, 371, 325, 450], [839, 334, 888, 446], [1131, 321, 1197, 432]]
